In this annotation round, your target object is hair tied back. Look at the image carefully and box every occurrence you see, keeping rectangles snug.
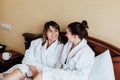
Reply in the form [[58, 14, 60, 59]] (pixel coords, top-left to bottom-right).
[[81, 20, 89, 29]]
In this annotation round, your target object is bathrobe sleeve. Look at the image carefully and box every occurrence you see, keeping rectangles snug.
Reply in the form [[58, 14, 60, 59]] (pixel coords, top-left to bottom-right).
[[22, 39, 42, 66], [3, 39, 41, 76], [42, 68, 87, 80]]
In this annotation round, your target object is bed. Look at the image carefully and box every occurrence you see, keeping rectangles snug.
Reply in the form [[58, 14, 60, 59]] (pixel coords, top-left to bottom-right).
[[23, 32, 120, 80]]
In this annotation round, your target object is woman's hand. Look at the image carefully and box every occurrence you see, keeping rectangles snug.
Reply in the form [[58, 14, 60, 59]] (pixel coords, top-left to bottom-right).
[[33, 71, 42, 80], [28, 65, 39, 78]]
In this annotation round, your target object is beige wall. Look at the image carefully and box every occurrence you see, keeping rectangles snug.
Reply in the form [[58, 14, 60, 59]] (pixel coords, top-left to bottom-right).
[[0, 0, 120, 54]]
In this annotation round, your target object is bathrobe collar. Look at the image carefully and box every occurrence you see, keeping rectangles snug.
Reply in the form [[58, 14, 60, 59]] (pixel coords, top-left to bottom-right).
[[66, 39, 87, 63], [42, 39, 60, 54]]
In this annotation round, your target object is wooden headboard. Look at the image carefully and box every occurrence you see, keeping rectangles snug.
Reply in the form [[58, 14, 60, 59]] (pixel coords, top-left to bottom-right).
[[23, 32, 120, 80]]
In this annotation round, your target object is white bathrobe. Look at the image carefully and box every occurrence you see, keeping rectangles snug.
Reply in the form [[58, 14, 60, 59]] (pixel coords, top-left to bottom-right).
[[4, 38, 64, 77], [42, 39, 95, 80]]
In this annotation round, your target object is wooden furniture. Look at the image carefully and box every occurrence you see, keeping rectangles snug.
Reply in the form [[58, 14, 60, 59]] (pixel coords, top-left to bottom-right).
[[23, 32, 120, 80], [0, 50, 23, 72], [0, 44, 6, 52]]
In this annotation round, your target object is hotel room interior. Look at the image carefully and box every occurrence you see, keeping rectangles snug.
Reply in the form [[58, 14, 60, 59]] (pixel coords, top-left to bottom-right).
[[0, 0, 120, 80]]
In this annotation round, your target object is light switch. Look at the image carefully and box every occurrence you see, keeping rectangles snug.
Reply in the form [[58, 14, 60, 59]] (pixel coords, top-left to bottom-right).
[[0, 24, 12, 31]]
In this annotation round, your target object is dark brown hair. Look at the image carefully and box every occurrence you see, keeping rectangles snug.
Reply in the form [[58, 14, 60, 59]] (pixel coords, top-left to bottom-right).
[[68, 20, 89, 40], [42, 21, 61, 45]]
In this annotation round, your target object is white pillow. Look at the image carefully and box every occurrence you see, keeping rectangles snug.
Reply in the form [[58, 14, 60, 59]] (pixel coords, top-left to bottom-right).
[[89, 50, 115, 80]]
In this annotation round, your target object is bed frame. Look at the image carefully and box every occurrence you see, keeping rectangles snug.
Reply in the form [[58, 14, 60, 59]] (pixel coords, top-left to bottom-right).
[[23, 32, 120, 80]]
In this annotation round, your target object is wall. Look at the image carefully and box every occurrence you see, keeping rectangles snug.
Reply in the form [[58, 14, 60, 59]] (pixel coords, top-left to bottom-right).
[[0, 0, 120, 54]]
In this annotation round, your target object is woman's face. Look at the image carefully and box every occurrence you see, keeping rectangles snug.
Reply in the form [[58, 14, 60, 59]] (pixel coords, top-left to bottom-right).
[[47, 26, 59, 43], [66, 28, 74, 42]]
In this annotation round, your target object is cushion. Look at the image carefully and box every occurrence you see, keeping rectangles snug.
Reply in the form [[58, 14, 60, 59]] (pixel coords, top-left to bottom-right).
[[89, 50, 115, 80]]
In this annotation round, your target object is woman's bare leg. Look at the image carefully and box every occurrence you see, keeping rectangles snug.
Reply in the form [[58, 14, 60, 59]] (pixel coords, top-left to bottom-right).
[[4, 69, 26, 80], [33, 71, 42, 80]]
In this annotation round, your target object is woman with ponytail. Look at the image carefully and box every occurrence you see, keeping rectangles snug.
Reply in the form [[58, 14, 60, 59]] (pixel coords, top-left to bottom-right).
[[33, 20, 95, 80]]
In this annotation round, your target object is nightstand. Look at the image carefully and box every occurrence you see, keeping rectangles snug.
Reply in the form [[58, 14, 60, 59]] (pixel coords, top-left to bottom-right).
[[0, 50, 23, 72]]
